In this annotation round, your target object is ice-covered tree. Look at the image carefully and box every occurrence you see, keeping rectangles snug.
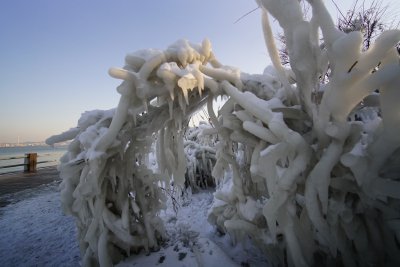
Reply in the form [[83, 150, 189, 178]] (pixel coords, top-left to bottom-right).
[[47, 0, 400, 266]]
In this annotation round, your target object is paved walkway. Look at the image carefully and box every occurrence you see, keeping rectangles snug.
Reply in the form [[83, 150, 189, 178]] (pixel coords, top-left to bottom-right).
[[0, 167, 60, 207]]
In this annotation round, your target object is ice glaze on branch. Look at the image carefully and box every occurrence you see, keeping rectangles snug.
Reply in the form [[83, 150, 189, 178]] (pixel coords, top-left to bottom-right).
[[46, 37, 250, 266], [48, 1, 400, 266], [250, 0, 400, 266]]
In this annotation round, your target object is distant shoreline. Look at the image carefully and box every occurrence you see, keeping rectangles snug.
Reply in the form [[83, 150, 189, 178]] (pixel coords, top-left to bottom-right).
[[0, 142, 70, 148], [0, 146, 67, 174]]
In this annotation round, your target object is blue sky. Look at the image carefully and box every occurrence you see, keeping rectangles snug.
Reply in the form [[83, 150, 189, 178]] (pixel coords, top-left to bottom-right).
[[0, 0, 398, 143]]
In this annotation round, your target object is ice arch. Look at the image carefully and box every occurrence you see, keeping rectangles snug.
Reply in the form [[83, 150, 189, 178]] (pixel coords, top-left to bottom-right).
[[48, 1, 400, 266], [46, 38, 245, 266]]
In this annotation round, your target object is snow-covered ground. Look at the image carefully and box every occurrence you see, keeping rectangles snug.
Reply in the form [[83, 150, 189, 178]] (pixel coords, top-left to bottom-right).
[[0, 183, 269, 267], [0, 182, 80, 266]]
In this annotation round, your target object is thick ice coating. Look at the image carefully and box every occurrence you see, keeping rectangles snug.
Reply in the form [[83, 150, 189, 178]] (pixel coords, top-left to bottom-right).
[[47, 1, 400, 266]]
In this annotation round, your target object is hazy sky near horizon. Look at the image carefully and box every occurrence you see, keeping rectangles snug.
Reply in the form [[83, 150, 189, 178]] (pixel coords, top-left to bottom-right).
[[0, 0, 399, 143]]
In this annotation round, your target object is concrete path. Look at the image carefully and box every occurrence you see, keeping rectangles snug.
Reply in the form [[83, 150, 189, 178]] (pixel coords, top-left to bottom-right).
[[0, 167, 60, 207]]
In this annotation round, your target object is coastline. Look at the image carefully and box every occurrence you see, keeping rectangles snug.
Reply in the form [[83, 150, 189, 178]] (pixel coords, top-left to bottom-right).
[[0, 145, 66, 174]]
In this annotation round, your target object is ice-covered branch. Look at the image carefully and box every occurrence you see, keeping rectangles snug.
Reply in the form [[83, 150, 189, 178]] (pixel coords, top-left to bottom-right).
[[49, 1, 400, 266], [209, 1, 400, 266], [49, 38, 241, 266]]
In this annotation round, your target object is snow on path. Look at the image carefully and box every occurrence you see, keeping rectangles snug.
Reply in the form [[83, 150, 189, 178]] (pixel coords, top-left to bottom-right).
[[0, 182, 80, 267], [0, 184, 268, 267], [119, 190, 269, 267]]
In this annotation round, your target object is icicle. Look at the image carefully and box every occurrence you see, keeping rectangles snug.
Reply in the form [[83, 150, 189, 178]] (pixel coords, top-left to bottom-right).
[[121, 200, 130, 230], [131, 109, 137, 126], [130, 199, 140, 216], [142, 100, 148, 113], [157, 128, 167, 175], [281, 205, 309, 267], [174, 132, 187, 187], [202, 150, 207, 170], [177, 47, 188, 67], [177, 92, 186, 115], [165, 148, 176, 177], [166, 99, 173, 120], [98, 230, 112, 267], [177, 73, 197, 105]]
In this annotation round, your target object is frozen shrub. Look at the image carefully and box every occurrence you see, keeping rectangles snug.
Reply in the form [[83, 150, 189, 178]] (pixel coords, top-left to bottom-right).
[[184, 123, 217, 192], [47, 1, 400, 266]]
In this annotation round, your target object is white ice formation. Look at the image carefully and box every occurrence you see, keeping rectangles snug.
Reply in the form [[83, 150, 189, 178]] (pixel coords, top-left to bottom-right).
[[47, 0, 400, 266], [184, 123, 217, 191]]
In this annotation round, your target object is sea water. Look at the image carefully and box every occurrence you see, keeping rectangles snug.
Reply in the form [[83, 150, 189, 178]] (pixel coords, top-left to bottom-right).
[[0, 145, 67, 174]]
